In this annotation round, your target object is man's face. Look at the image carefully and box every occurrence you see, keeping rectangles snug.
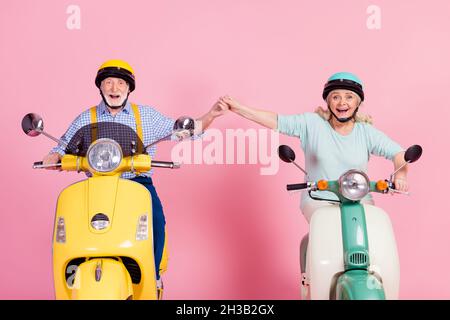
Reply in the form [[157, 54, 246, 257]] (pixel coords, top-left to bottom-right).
[[100, 77, 130, 107]]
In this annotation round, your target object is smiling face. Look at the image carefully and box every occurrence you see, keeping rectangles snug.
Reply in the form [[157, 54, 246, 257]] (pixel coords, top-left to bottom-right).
[[326, 89, 361, 119], [100, 77, 130, 107]]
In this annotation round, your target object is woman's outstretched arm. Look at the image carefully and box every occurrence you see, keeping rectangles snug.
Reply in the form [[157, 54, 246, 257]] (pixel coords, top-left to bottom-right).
[[221, 95, 278, 130]]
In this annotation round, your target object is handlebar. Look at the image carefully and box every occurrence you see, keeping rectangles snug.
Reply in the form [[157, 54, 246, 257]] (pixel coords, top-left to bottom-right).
[[286, 179, 409, 196], [32, 158, 180, 170], [33, 161, 61, 169], [151, 161, 180, 169], [286, 183, 308, 191]]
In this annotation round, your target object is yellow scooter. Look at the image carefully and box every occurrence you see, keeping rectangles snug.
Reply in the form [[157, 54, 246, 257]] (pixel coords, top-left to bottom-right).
[[21, 113, 194, 300]]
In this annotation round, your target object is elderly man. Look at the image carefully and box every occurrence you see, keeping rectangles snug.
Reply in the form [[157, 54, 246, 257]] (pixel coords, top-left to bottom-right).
[[42, 59, 227, 298]]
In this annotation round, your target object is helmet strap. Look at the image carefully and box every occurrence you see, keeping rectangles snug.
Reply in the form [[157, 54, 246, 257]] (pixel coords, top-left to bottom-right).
[[328, 105, 359, 123]]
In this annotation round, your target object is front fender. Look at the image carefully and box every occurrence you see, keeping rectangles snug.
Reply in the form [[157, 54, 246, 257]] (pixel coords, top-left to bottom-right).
[[71, 259, 133, 300], [336, 270, 385, 300]]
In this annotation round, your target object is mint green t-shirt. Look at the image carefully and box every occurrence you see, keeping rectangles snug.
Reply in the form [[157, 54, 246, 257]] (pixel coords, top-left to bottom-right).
[[277, 112, 403, 205]]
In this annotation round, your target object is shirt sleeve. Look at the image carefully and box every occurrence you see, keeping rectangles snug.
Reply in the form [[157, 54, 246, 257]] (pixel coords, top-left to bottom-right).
[[366, 124, 404, 160], [148, 107, 176, 142], [50, 114, 83, 156], [277, 113, 308, 141], [146, 106, 203, 143], [152, 110, 203, 142]]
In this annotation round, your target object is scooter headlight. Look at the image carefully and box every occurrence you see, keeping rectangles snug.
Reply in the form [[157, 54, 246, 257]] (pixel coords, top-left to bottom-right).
[[339, 170, 370, 201], [87, 138, 123, 172]]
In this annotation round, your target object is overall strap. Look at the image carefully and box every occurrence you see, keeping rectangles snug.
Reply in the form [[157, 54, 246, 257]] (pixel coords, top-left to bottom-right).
[[131, 103, 143, 154], [90, 106, 98, 142]]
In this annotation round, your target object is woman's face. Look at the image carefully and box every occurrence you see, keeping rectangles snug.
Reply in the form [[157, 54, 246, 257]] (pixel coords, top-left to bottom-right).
[[327, 90, 360, 119]]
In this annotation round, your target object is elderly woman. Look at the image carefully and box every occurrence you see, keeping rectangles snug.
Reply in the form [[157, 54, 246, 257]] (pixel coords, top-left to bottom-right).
[[219, 72, 408, 223]]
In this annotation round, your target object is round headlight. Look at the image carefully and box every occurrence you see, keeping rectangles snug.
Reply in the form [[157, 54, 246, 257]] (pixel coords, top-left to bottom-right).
[[339, 170, 370, 201], [87, 138, 123, 172]]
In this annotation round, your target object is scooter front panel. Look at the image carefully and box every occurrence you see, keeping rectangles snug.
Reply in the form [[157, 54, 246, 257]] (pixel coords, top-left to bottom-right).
[[307, 204, 399, 300], [52, 177, 157, 299]]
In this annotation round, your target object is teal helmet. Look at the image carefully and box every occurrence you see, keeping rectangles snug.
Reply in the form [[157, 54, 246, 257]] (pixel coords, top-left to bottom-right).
[[322, 72, 364, 101]]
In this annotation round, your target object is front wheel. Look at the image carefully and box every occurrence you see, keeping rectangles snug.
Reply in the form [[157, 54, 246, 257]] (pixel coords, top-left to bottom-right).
[[335, 270, 386, 300]]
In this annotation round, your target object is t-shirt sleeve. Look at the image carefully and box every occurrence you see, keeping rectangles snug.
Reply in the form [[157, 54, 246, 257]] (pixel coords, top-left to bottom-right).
[[366, 124, 404, 160], [277, 113, 308, 141]]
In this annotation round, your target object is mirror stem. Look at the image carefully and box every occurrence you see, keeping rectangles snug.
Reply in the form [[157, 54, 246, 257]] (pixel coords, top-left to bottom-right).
[[292, 161, 308, 176], [37, 129, 68, 148], [144, 133, 172, 150]]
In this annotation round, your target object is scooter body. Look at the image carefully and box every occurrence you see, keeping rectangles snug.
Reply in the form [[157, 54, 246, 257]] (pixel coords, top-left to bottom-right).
[[277, 144, 422, 300], [53, 175, 157, 300], [22, 114, 195, 300]]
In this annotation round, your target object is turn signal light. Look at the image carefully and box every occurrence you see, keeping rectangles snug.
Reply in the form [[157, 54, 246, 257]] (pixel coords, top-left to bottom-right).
[[376, 180, 388, 191], [317, 180, 328, 191]]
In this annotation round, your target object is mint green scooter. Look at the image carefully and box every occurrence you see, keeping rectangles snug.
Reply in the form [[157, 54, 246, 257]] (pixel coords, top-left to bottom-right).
[[278, 144, 422, 300]]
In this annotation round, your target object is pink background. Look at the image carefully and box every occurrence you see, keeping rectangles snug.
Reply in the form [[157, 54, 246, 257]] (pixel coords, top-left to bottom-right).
[[1, 0, 449, 299]]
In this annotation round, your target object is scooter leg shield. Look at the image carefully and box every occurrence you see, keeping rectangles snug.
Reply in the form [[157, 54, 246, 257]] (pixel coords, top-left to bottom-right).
[[70, 258, 133, 300], [364, 204, 400, 300], [308, 205, 344, 299]]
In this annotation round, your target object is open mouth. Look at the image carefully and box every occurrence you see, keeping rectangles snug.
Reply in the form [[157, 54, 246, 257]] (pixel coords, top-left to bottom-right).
[[336, 108, 350, 115], [109, 94, 121, 100]]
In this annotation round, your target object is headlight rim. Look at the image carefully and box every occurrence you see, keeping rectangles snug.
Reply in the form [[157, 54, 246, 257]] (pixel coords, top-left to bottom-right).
[[338, 169, 370, 201], [86, 138, 123, 173]]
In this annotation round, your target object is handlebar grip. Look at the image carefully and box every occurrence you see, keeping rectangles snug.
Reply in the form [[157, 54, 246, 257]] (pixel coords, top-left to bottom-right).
[[286, 183, 308, 191], [152, 161, 180, 169], [32, 160, 61, 169], [33, 161, 61, 165]]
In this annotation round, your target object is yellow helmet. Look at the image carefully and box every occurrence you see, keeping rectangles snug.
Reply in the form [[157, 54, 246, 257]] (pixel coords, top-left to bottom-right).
[[95, 59, 136, 92]]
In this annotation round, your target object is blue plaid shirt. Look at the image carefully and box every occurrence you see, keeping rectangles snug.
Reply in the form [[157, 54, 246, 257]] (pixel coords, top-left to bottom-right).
[[51, 100, 177, 179]]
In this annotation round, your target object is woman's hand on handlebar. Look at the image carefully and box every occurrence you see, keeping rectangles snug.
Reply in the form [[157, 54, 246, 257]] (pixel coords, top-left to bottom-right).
[[393, 175, 409, 193]]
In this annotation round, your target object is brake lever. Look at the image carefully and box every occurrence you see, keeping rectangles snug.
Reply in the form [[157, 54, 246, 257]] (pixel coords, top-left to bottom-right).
[[287, 186, 317, 195], [388, 188, 410, 196]]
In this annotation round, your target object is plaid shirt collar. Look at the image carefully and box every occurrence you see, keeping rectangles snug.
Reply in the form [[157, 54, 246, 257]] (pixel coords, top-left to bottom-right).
[[98, 99, 132, 116]]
